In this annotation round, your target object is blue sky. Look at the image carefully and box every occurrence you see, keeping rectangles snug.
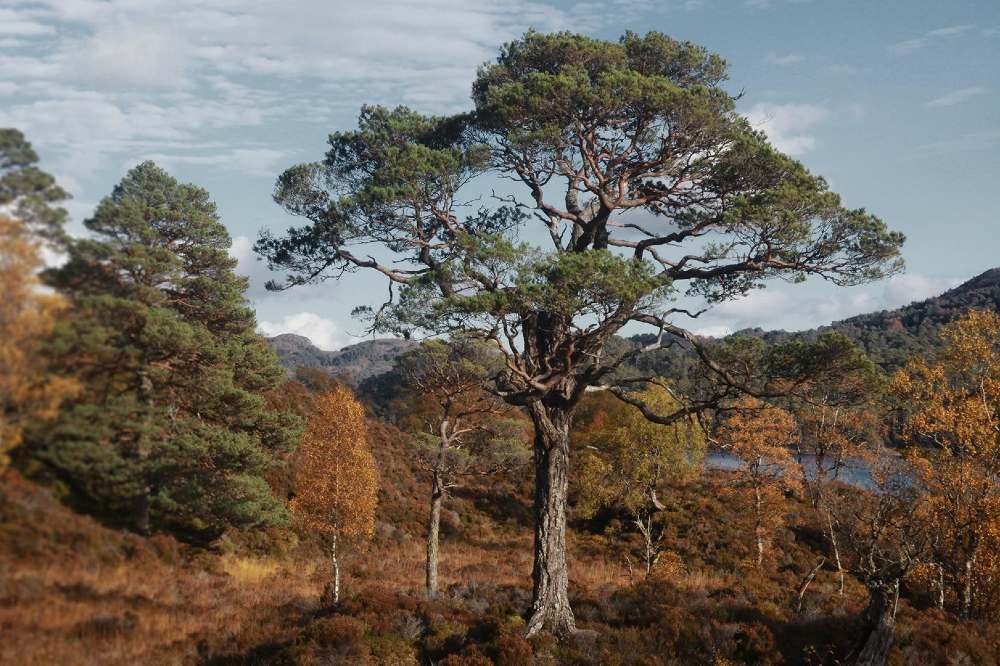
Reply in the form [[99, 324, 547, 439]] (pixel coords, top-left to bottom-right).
[[2, 0, 998, 348]]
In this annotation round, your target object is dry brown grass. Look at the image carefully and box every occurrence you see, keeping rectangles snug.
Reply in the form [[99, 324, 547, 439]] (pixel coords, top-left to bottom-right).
[[0, 474, 324, 665], [5, 463, 999, 666]]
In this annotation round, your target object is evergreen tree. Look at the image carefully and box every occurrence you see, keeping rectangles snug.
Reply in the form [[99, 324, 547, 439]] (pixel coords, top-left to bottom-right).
[[258, 31, 905, 634], [0, 128, 69, 241], [30, 162, 298, 540]]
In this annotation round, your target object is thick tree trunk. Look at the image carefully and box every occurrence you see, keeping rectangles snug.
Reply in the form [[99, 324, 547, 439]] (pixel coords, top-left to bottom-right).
[[525, 402, 577, 638], [426, 473, 444, 598], [854, 579, 899, 666]]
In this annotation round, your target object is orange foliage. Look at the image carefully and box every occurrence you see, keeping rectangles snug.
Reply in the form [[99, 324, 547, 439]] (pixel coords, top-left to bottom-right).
[[0, 216, 77, 470], [716, 397, 800, 567], [290, 385, 379, 541], [892, 309, 1000, 618]]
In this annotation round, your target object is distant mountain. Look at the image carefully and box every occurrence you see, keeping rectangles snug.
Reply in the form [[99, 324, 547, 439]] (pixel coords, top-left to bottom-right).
[[267, 334, 416, 385], [268, 268, 1000, 388], [740, 267, 1000, 371], [632, 267, 1000, 377], [823, 268, 1000, 369]]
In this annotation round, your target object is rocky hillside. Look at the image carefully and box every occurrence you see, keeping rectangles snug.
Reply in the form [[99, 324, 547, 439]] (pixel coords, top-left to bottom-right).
[[267, 334, 416, 385]]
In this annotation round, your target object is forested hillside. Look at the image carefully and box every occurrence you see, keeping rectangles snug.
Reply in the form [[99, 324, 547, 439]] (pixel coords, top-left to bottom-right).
[[827, 268, 1000, 369]]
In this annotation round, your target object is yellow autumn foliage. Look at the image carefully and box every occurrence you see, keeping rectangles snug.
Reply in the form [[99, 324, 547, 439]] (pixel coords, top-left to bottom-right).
[[289, 385, 379, 541], [892, 309, 1000, 618], [716, 397, 801, 567], [0, 216, 77, 470]]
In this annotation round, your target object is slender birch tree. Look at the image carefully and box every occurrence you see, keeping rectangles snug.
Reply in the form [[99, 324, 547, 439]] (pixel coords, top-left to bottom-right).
[[716, 397, 800, 567], [290, 384, 378, 605], [892, 309, 1000, 620], [395, 338, 529, 598]]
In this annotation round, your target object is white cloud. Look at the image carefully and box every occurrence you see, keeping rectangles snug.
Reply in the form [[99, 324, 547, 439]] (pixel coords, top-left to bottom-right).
[[258, 312, 358, 350], [882, 274, 961, 308], [745, 0, 813, 9], [926, 86, 988, 108], [688, 289, 793, 335], [892, 24, 976, 55], [765, 53, 805, 65], [64, 22, 191, 90], [745, 102, 828, 155], [926, 25, 976, 38], [230, 234, 282, 298], [0, 0, 589, 188], [692, 324, 734, 337], [683, 272, 966, 338], [712, 289, 790, 320], [16, 1, 578, 107], [0, 8, 55, 36], [134, 148, 287, 177]]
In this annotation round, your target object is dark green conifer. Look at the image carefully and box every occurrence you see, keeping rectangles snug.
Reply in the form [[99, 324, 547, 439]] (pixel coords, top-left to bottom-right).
[[32, 162, 298, 540]]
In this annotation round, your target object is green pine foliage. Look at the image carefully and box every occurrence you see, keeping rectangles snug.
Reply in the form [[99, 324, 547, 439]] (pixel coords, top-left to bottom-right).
[[28, 162, 299, 541], [0, 127, 69, 241]]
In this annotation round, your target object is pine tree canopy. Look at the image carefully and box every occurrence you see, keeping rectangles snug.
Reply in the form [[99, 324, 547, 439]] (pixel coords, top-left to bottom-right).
[[31, 161, 298, 540]]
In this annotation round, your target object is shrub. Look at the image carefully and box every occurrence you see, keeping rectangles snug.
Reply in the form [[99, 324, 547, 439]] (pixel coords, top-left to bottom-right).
[[368, 633, 419, 665], [494, 633, 534, 666], [304, 614, 368, 654]]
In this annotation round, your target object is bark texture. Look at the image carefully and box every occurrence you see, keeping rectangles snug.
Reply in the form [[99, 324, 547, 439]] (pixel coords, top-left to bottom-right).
[[961, 556, 974, 620], [323, 533, 341, 606], [426, 473, 444, 598], [854, 579, 899, 666], [754, 485, 765, 568], [525, 402, 578, 637]]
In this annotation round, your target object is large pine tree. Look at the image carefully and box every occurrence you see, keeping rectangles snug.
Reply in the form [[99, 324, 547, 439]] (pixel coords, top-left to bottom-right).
[[31, 162, 298, 540]]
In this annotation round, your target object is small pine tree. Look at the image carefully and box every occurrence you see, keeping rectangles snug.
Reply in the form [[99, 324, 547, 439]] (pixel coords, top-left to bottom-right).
[[29, 162, 299, 540], [290, 384, 378, 605]]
